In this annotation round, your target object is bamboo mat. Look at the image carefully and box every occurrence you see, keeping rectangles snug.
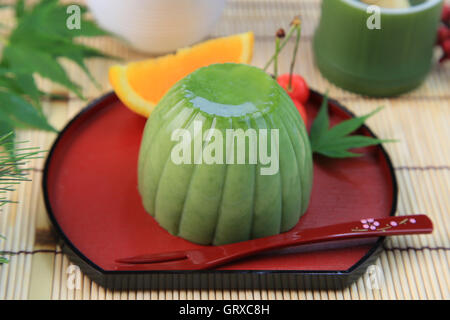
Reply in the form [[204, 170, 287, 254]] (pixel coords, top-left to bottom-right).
[[0, 0, 449, 300]]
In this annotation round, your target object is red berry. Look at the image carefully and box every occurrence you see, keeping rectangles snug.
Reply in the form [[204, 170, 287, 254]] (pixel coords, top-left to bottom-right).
[[292, 99, 308, 127], [437, 25, 450, 45], [443, 39, 450, 53], [442, 4, 450, 24], [440, 39, 450, 63], [277, 73, 310, 104]]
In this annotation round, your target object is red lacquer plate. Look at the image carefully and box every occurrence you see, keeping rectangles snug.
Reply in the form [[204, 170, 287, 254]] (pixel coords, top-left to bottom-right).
[[43, 90, 397, 289]]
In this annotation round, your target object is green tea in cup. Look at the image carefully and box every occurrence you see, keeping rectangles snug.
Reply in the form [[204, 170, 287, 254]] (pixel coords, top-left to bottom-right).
[[313, 0, 444, 96]]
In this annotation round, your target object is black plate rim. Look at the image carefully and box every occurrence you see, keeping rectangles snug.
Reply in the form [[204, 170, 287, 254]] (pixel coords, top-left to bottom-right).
[[42, 89, 398, 279]]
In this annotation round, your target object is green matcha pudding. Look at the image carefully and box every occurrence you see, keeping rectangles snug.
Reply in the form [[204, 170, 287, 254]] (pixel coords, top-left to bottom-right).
[[138, 63, 313, 245]]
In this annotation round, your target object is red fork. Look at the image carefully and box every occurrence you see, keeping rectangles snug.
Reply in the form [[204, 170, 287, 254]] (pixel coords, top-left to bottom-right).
[[115, 214, 433, 271]]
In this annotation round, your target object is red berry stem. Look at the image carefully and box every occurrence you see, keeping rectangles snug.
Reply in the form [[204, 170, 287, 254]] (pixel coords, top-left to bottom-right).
[[263, 23, 297, 72], [274, 29, 285, 78], [274, 37, 279, 78]]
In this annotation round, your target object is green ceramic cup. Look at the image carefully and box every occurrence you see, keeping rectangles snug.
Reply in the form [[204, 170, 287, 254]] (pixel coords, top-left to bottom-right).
[[313, 0, 443, 97]]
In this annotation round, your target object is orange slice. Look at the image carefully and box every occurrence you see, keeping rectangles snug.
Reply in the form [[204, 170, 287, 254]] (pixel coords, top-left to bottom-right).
[[109, 32, 254, 117]]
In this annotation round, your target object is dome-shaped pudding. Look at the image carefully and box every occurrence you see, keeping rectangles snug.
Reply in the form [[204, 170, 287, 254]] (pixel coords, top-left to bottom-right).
[[138, 63, 313, 245]]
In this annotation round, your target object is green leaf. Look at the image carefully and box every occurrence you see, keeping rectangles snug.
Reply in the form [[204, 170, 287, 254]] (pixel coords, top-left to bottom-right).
[[10, 0, 109, 42], [0, 91, 56, 132], [0, 123, 15, 142], [0, 72, 41, 107], [319, 135, 393, 150], [309, 93, 394, 158], [314, 149, 361, 158], [0, 256, 8, 264], [0, 106, 27, 129], [317, 107, 383, 147], [0, 75, 23, 94], [309, 92, 330, 150], [3, 44, 83, 98], [14, 73, 42, 107], [42, 40, 115, 89], [0, 66, 10, 75], [6, 35, 106, 90], [69, 19, 111, 38], [5, 0, 117, 93], [0, 0, 115, 152], [314, 136, 394, 158], [0, 122, 16, 159], [15, 0, 25, 19]]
